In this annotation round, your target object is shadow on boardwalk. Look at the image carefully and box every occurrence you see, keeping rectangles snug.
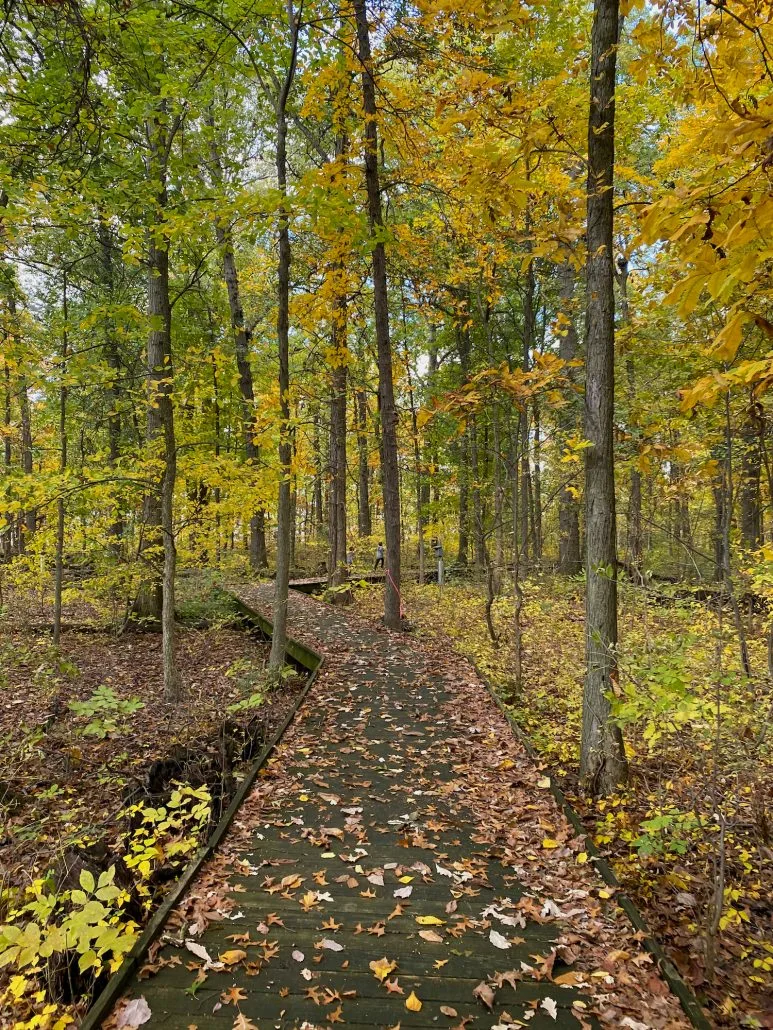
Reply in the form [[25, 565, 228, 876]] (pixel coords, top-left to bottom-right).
[[106, 587, 689, 1030]]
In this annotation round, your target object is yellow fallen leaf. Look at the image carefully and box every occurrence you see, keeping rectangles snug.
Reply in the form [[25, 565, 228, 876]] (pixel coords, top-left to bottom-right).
[[218, 949, 247, 966], [542, 838, 559, 849], [537, 776, 551, 788], [576, 852, 588, 864], [499, 759, 515, 770], [415, 916, 445, 925], [405, 991, 422, 1012], [398, 875, 413, 883], [369, 956, 397, 982]]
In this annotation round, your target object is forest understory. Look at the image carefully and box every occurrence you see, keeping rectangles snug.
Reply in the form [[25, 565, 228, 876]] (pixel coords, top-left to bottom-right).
[[0, 578, 305, 1029]]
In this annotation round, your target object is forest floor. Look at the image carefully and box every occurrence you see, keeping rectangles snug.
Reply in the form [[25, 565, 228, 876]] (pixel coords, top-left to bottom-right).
[[0, 578, 305, 1030], [353, 575, 773, 1028]]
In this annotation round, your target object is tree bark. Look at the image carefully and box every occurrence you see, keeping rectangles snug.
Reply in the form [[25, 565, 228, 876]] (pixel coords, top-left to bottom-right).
[[98, 219, 125, 550], [327, 282, 348, 585], [270, 1, 300, 672], [580, 0, 627, 793], [354, 0, 401, 629], [53, 271, 68, 647], [355, 387, 371, 536], [557, 252, 582, 574], [146, 107, 182, 701]]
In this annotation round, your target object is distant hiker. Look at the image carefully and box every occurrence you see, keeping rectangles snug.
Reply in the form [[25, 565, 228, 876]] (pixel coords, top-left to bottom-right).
[[374, 542, 384, 570]]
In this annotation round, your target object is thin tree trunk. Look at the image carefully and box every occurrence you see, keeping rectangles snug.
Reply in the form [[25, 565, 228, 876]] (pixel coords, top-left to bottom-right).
[[457, 433, 469, 565], [355, 387, 371, 537], [533, 398, 542, 561], [270, 3, 300, 672], [580, 0, 627, 793], [147, 108, 181, 701], [354, 0, 401, 629], [328, 287, 348, 584], [98, 220, 124, 550], [53, 272, 68, 647], [207, 121, 267, 569], [18, 370, 34, 546]]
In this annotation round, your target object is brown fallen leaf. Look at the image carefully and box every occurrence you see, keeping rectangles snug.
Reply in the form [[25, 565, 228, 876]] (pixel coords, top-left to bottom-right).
[[473, 981, 495, 1009], [419, 929, 444, 943], [221, 986, 247, 1006], [440, 1005, 458, 1017], [385, 978, 404, 995]]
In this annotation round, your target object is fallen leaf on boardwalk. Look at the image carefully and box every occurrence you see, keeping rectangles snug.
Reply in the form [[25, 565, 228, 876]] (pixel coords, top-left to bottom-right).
[[116, 997, 152, 1028], [369, 956, 397, 982], [440, 1006, 458, 1017], [320, 917, 342, 930], [489, 929, 511, 949], [221, 987, 247, 1006], [473, 982, 495, 1009], [540, 998, 558, 1020], [329, 1005, 344, 1023], [415, 915, 444, 925], [405, 991, 422, 1011], [393, 885, 412, 898], [368, 872, 385, 885], [553, 971, 584, 986], [434, 959, 449, 969], [185, 941, 214, 965], [291, 950, 305, 962], [279, 987, 289, 998], [385, 978, 404, 994], [388, 904, 405, 920], [316, 938, 344, 951], [232, 1016, 258, 1030], [300, 891, 319, 911], [360, 888, 377, 898], [301, 968, 313, 980], [419, 929, 443, 942], [218, 950, 247, 966]]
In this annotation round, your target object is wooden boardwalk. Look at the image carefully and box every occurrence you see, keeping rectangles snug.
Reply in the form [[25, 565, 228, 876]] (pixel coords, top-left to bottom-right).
[[106, 588, 689, 1030]]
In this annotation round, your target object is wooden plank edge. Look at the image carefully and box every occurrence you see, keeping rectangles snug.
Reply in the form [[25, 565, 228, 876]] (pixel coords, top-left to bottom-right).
[[467, 657, 712, 1030], [79, 596, 323, 1030]]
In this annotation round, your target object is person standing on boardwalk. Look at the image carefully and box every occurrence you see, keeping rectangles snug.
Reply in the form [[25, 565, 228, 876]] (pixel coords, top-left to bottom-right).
[[374, 542, 384, 570]]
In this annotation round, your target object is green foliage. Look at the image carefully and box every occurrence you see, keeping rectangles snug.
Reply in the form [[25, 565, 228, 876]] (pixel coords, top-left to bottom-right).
[[121, 784, 211, 892], [68, 686, 144, 739], [0, 866, 138, 980]]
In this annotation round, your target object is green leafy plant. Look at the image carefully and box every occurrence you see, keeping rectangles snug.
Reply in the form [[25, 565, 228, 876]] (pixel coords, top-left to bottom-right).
[[68, 686, 144, 739], [121, 784, 212, 895]]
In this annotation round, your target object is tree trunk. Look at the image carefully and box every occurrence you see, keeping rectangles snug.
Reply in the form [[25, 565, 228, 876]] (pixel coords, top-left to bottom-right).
[[520, 257, 535, 567], [557, 252, 582, 574], [98, 219, 125, 550], [355, 387, 371, 537], [580, 0, 627, 794], [328, 290, 348, 585], [53, 272, 68, 647], [208, 122, 267, 569], [270, 7, 300, 672], [147, 109, 182, 701], [533, 398, 542, 562], [18, 370, 35, 546], [354, 0, 401, 629], [740, 402, 762, 550], [457, 433, 469, 565]]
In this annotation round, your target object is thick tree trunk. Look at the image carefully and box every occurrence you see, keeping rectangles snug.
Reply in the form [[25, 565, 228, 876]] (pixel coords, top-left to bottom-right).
[[354, 0, 401, 629], [208, 125, 267, 569], [580, 0, 627, 794], [270, 10, 300, 672], [355, 387, 372, 537], [557, 253, 582, 574]]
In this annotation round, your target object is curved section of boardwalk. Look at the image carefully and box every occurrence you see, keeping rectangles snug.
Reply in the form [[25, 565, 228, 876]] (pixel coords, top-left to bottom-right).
[[111, 588, 689, 1030]]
